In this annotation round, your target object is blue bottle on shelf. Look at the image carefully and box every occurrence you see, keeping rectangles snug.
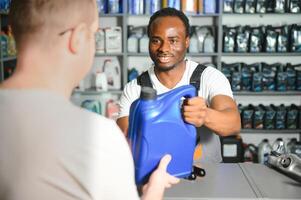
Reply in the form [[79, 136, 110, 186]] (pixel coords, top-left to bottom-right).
[[128, 85, 197, 185], [204, 0, 217, 14]]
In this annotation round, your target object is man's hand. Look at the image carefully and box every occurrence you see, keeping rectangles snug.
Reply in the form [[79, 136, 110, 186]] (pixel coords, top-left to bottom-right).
[[182, 97, 207, 127], [142, 155, 180, 200]]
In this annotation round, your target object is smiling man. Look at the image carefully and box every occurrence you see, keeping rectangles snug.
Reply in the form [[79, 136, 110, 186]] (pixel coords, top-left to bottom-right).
[[117, 7, 241, 163]]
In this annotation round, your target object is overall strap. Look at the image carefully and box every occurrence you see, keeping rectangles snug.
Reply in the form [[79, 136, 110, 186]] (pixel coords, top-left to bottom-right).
[[137, 64, 207, 89], [189, 64, 207, 92], [189, 64, 207, 146], [137, 71, 152, 88]]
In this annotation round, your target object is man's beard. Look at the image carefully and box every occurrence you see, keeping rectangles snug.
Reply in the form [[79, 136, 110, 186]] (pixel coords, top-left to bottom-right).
[[155, 63, 177, 72]]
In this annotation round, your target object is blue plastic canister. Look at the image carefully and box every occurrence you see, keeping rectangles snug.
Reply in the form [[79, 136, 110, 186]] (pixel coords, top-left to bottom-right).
[[128, 85, 197, 185]]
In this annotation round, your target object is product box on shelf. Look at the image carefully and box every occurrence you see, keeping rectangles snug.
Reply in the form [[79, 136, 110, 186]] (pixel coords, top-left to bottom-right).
[[95, 28, 105, 54], [105, 27, 122, 53]]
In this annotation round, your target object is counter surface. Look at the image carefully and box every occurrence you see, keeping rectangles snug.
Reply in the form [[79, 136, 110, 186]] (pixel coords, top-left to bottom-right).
[[164, 163, 301, 199]]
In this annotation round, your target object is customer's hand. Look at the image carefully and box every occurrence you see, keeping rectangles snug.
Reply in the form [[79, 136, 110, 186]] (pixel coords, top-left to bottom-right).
[[182, 96, 208, 127], [142, 154, 180, 200]]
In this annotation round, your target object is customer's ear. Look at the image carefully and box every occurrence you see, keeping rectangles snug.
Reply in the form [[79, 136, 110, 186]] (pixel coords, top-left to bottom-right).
[[69, 23, 87, 54], [185, 36, 190, 49]]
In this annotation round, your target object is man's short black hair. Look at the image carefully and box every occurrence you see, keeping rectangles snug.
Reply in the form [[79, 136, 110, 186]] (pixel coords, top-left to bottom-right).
[[147, 7, 190, 38]]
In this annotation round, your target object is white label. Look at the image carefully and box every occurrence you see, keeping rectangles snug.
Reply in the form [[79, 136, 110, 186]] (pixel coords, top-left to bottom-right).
[[223, 144, 237, 157]]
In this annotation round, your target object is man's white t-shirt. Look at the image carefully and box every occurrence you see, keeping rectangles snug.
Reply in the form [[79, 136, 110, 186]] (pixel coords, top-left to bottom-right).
[[118, 59, 234, 163], [0, 90, 139, 200]]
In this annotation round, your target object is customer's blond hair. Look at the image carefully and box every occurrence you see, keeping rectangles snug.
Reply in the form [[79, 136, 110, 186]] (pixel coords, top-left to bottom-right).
[[9, 0, 95, 49]]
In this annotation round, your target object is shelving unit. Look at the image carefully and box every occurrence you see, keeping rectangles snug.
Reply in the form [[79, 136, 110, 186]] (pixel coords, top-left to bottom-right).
[[69, 1, 224, 116], [222, 53, 301, 56], [90, 1, 301, 139], [88, 1, 223, 93], [241, 129, 301, 134], [221, 6, 301, 142], [72, 89, 122, 96], [1, 2, 300, 140], [234, 91, 301, 96]]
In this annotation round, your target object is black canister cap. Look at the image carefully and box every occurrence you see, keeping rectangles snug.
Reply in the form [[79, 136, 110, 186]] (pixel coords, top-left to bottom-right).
[[140, 87, 157, 100]]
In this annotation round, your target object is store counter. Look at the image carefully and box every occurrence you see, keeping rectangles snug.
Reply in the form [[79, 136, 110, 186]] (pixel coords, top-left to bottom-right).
[[164, 163, 301, 199]]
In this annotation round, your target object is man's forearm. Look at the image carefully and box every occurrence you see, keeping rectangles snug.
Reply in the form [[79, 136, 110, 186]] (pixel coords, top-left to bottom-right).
[[204, 107, 241, 136]]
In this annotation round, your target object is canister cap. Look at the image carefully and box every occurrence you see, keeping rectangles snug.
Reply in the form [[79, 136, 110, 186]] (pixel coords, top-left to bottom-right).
[[140, 87, 157, 100]]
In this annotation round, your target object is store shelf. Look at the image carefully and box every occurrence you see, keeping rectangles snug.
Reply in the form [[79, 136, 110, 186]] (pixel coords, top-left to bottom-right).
[[223, 13, 301, 16], [73, 88, 122, 95], [127, 52, 149, 56], [234, 91, 301, 96], [99, 13, 124, 17], [127, 52, 219, 57], [222, 53, 301, 57], [126, 14, 152, 17], [1, 56, 17, 62], [187, 13, 220, 17], [187, 52, 219, 57], [241, 129, 301, 134], [126, 13, 219, 17], [95, 53, 123, 57]]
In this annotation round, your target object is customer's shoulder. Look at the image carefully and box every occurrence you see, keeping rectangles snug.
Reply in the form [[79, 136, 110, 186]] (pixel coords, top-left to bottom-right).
[[74, 106, 114, 126], [74, 107, 124, 136]]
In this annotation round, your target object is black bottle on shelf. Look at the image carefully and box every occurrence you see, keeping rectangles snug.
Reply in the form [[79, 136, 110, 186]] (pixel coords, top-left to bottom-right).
[[262, 63, 277, 91], [245, 0, 256, 13], [241, 64, 253, 91], [256, 0, 267, 13], [274, 0, 287, 13], [274, 104, 287, 129], [242, 104, 254, 129], [231, 64, 242, 91], [266, 0, 275, 13], [290, 24, 301, 52], [276, 71, 287, 92], [285, 63, 297, 90], [295, 65, 301, 91], [299, 105, 301, 128], [223, 26, 236, 53], [236, 26, 250, 53], [253, 105, 266, 129], [234, 0, 244, 13], [264, 105, 276, 129], [286, 104, 299, 129], [222, 62, 242, 91], [276, 63, 288, 91], [288, 0, 301, 13], [264, 26, 278, 53], [249, 26, 264, 53], [276, 25, 289, 52], [223, 0, 234, 13], [249, 63, 263, 92], [221, 62, 232, 84]]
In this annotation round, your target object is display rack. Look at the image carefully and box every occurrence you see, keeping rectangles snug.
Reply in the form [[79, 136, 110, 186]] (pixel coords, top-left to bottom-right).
[[233, 91, 301, 96], [241, 129, 301, 134], [221, 7, 301, 139], [1, 1, 300, 138]]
